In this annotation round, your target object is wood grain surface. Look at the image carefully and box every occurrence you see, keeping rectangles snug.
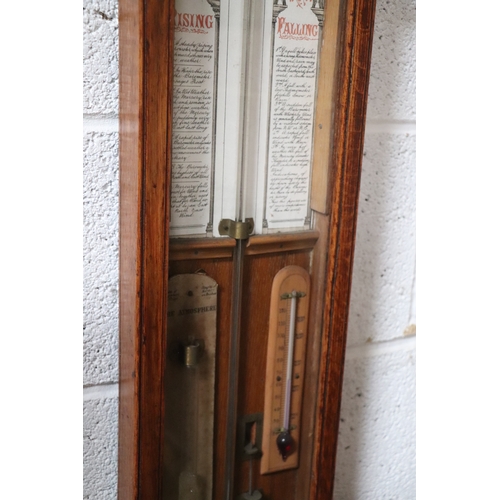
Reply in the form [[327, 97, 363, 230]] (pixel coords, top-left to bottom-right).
[[118, 0, 174, 498], [118, 0, 142, 497], [310, 0, 377, 498], [234, 250, 311, 498], [245, 231, 320, 256]]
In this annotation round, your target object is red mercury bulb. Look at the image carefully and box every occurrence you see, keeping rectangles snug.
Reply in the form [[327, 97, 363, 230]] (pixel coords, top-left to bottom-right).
[[276, 431, 294, 461]]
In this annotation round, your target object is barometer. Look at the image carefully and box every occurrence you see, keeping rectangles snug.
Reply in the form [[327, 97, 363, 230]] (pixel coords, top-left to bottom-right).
[[118, 0, 377, 498]]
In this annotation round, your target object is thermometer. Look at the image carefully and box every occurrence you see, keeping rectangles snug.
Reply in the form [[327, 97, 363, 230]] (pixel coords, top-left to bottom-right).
[[261, 266, 310, 475]]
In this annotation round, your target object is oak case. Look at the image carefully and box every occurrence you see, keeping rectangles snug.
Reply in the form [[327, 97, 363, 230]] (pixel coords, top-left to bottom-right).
[[118, 0, 377, 498]]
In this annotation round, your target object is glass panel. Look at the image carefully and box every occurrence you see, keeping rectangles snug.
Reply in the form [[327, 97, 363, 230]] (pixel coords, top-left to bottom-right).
[[171, 0, 324, 238], [171, 0, 219, 236], [166, 1, 328, 499]]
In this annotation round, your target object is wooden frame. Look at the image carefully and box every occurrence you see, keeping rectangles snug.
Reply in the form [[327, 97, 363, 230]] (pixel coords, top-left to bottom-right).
[[118, 0, 376, 498]]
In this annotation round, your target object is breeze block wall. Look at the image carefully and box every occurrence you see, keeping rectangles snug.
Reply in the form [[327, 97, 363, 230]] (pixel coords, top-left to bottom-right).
[[82, 0, 416, 498], [333, 0, 416, 497], [83, 1, 119, 498]]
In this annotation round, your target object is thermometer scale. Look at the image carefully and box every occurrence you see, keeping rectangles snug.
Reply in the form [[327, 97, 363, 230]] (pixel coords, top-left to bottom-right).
[[261, 266, 311, 475]]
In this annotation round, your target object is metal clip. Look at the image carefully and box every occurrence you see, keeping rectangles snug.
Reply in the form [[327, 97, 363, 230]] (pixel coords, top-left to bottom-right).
[[218, 218, 254, 240], [184, 339, 204, 369]]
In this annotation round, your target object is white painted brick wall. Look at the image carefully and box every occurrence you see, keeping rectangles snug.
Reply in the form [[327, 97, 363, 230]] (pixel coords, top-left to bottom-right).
[[366, 0, 416, 121], [347, 133, 416, 346], [334, 340, 416, 499], [82, 0, 416, 498], [334, 0, 416, 497], [83, 131, 119, 386], [83, 1, 120, 497], [83, 396, 119, 500], [83, 0, 119, 115]]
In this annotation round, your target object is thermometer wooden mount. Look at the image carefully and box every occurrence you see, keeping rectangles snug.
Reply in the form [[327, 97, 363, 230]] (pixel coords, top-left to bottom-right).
[[261, 265, 311, 475]]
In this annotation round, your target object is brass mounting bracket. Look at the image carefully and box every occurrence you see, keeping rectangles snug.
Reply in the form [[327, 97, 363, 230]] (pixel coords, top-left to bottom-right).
[[218, 218, 255, 240]]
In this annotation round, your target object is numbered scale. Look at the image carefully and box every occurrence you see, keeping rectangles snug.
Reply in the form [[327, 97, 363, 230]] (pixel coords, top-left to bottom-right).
[[261, 266, 310, 474]]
